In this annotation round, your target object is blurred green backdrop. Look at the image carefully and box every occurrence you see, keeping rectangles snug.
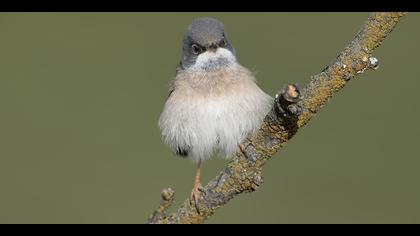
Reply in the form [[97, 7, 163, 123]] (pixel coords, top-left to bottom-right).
[[0, 13, 419, 224]]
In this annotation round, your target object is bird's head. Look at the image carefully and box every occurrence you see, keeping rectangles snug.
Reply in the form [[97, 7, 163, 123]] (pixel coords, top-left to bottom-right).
[[179, 17, 236, 72]]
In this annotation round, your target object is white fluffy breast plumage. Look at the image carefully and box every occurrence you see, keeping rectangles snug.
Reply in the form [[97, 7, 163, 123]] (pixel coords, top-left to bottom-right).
[[159, 50, 273, 163]]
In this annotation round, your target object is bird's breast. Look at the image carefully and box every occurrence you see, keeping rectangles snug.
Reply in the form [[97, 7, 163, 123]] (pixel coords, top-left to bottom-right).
[[159, 64, 273, 163]]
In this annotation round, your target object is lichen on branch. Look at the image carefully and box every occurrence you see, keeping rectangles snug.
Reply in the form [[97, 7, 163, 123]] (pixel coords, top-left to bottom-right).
[[148, 12, 407, 224]]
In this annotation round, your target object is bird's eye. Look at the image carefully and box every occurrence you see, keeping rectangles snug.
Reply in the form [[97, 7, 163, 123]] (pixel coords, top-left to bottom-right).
[[220, 38, 227, 47], [191, 44, 202, 55]]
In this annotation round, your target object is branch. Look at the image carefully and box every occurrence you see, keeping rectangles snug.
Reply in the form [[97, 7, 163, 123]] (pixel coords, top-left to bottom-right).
[[148, 12, 407, 224]]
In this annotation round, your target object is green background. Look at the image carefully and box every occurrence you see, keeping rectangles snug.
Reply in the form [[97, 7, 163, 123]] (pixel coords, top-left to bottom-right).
[[0, 13, 419, 224]]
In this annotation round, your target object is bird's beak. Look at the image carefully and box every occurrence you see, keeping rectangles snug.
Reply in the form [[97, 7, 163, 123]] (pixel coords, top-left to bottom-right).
[[207, 45, 218, 53]]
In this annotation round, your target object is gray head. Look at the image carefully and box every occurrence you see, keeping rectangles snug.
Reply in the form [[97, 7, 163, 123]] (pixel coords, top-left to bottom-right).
[[178, 17, 236, 71]]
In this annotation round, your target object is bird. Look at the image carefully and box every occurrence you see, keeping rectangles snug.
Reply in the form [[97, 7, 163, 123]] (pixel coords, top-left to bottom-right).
[[158, 17, 273, 204]]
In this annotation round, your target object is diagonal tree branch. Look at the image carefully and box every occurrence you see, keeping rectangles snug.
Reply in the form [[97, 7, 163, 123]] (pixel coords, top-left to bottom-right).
[[148, 12, 407, 224]]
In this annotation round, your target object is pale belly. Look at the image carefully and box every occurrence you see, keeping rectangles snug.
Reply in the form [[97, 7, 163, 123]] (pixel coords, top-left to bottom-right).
[[159, 83, 272, 163]]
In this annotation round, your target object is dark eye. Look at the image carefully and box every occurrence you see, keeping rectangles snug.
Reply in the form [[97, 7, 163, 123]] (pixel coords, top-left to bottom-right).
[[191, 44, 202, 55], [220, 38, 227, 47]]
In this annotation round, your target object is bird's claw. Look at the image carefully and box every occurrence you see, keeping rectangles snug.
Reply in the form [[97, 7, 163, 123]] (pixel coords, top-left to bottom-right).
[[190, 184, 203, 213]]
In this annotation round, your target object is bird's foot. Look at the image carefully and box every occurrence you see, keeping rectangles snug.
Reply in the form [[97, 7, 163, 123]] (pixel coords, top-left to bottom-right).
[[190, 183, 203, 213]]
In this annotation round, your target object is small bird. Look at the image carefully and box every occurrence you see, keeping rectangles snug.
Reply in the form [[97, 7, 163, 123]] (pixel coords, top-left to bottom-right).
[[158, 17, 273, 203]]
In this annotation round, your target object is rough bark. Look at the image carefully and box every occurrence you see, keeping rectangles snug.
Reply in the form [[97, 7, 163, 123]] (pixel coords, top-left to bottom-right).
[[148, 12, 407, 224]]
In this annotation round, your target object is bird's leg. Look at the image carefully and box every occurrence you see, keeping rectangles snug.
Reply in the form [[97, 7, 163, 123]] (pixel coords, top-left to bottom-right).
[[190, 161, 203, 207]]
